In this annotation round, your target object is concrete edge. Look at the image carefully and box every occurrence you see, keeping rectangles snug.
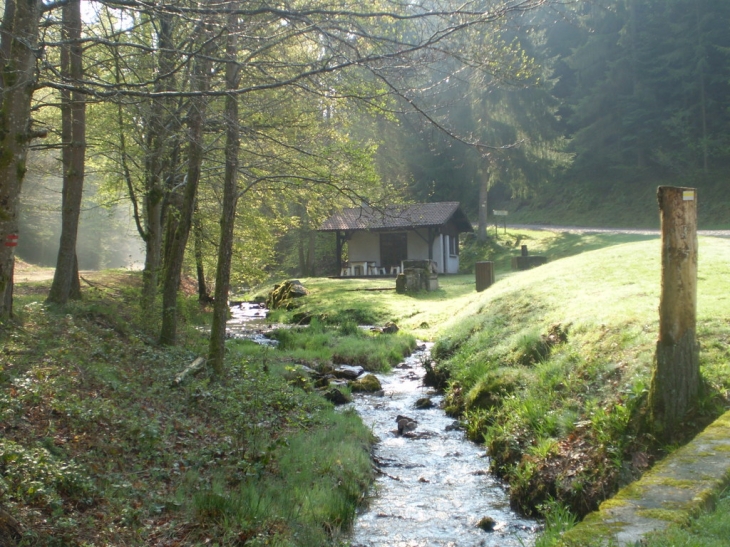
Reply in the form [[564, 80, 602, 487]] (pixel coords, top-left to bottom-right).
[[559, 410, 730, 546]]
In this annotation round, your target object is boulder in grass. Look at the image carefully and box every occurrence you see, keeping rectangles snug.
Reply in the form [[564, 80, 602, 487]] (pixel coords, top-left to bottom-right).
[[349, 374, 382, 393], [266, 280, 309, 310]]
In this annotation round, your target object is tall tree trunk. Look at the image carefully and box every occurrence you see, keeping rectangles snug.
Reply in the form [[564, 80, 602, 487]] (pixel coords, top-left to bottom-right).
[[162, 190, 183, 270], [141, 13, 176, 309], [0, 0, 43, 318], [193, 204, 211, 304], [141, 189, 164, 306], [158, 49, 211, 345], [48, 0, 85, 304], [476, 163, 490, 243], [208, 7, 241, 374]]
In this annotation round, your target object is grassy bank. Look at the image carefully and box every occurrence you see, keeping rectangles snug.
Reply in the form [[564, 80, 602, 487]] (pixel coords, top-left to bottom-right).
[[233, 230, 730, 542], [428, 236, 730, 519], [259, 229, 657, 340], [0, 273, 412, 546], [641, 490, 730, 547], [5, 228, 727, 545]]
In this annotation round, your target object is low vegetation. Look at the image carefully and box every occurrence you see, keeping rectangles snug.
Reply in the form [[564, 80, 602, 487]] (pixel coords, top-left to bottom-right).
[[3, 229, 729, 546], [428, 236, 730, 522], [265, 318, 416, 373], [640, 489, 730, 547], [260, 230, 730, 539], [0, 273, 413, 546]]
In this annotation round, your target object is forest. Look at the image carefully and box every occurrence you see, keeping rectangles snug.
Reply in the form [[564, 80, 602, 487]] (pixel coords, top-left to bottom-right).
[[3, 0, 730, 337]]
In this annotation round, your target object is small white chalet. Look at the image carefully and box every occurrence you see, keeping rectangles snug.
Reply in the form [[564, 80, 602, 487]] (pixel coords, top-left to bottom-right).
[[318, 202, 473, 276]]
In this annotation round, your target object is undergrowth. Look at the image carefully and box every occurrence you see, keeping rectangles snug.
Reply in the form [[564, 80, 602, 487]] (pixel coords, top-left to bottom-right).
[[268, 318, 416, 372], [0, 274, 379, 546]]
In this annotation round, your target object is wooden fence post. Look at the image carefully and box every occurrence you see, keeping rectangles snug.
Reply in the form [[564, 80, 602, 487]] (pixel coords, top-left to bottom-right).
[[649, 186, 700, 440]]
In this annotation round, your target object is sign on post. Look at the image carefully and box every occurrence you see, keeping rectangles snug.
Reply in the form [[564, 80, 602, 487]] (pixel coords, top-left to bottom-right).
[[493, 210, 508, 235]]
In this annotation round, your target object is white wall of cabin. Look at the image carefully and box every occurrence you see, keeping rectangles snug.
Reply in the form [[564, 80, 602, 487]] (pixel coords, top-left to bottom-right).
[[443, 234, 460, 274], [348, 231, 380, 262], [347, 229, 460, 274]]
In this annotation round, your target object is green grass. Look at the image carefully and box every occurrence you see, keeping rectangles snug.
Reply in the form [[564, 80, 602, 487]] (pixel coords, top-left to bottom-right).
[[458, 229, 658, 273], [259, 274, 478, 340], [267, 318, 416, 372], [251, 232, 730, 534], [431, 236, 730, 516], [256, 229, 658, 340], [0, 274, 376, 546], [6, 229, 727, 545]]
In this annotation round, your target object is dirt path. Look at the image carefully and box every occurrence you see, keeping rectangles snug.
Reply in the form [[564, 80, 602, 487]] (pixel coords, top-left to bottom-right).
[[14, 264, 57, 283], [13, 262, 143, 297], [13, 262, 101, 284]]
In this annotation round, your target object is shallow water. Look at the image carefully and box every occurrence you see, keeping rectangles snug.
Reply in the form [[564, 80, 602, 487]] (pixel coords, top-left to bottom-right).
[[348, 345, 538, 547], [225, 302, 280, 346]]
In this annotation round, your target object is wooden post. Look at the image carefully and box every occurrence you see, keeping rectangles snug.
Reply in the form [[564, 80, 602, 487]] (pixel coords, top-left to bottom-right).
[[475, 261, 494, 292], [649, 186, 700, 440], [335, 231, 343, 275]]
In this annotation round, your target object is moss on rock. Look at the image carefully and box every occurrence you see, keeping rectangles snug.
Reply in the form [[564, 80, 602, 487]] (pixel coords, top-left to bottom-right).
[[350, 374, 382, 393]]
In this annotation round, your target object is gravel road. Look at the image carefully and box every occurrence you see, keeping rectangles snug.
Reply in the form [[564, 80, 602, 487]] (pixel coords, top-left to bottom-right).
[[508, 224, 730, 238]]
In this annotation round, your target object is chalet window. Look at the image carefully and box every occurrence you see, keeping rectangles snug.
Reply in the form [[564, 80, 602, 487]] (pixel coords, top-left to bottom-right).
[[448, 234, 459, 256]]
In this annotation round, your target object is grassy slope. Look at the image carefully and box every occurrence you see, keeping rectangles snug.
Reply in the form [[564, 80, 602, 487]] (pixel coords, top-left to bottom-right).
[[6, 230, 726, 545], [255, 231, 730, 536], [0, 274, 391, 547], [431, 236, 730, 517], [258, 231, 730, 543], [265, 229, 659, 339]]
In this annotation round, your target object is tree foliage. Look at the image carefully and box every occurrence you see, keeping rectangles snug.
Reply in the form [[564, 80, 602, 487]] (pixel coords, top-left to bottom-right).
[[553, 0, 730, 177]]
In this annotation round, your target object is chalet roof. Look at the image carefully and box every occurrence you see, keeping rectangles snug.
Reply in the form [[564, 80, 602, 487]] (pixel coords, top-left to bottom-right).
[[318, 202, 473, 233]]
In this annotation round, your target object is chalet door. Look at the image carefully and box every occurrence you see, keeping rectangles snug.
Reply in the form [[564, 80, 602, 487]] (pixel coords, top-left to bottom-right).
[[380, 232, 407, 269]]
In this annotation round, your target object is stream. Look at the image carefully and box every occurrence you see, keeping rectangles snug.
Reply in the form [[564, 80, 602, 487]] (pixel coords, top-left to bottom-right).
[[347, 344, 537, 547], [226, 303, 538, 547]]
